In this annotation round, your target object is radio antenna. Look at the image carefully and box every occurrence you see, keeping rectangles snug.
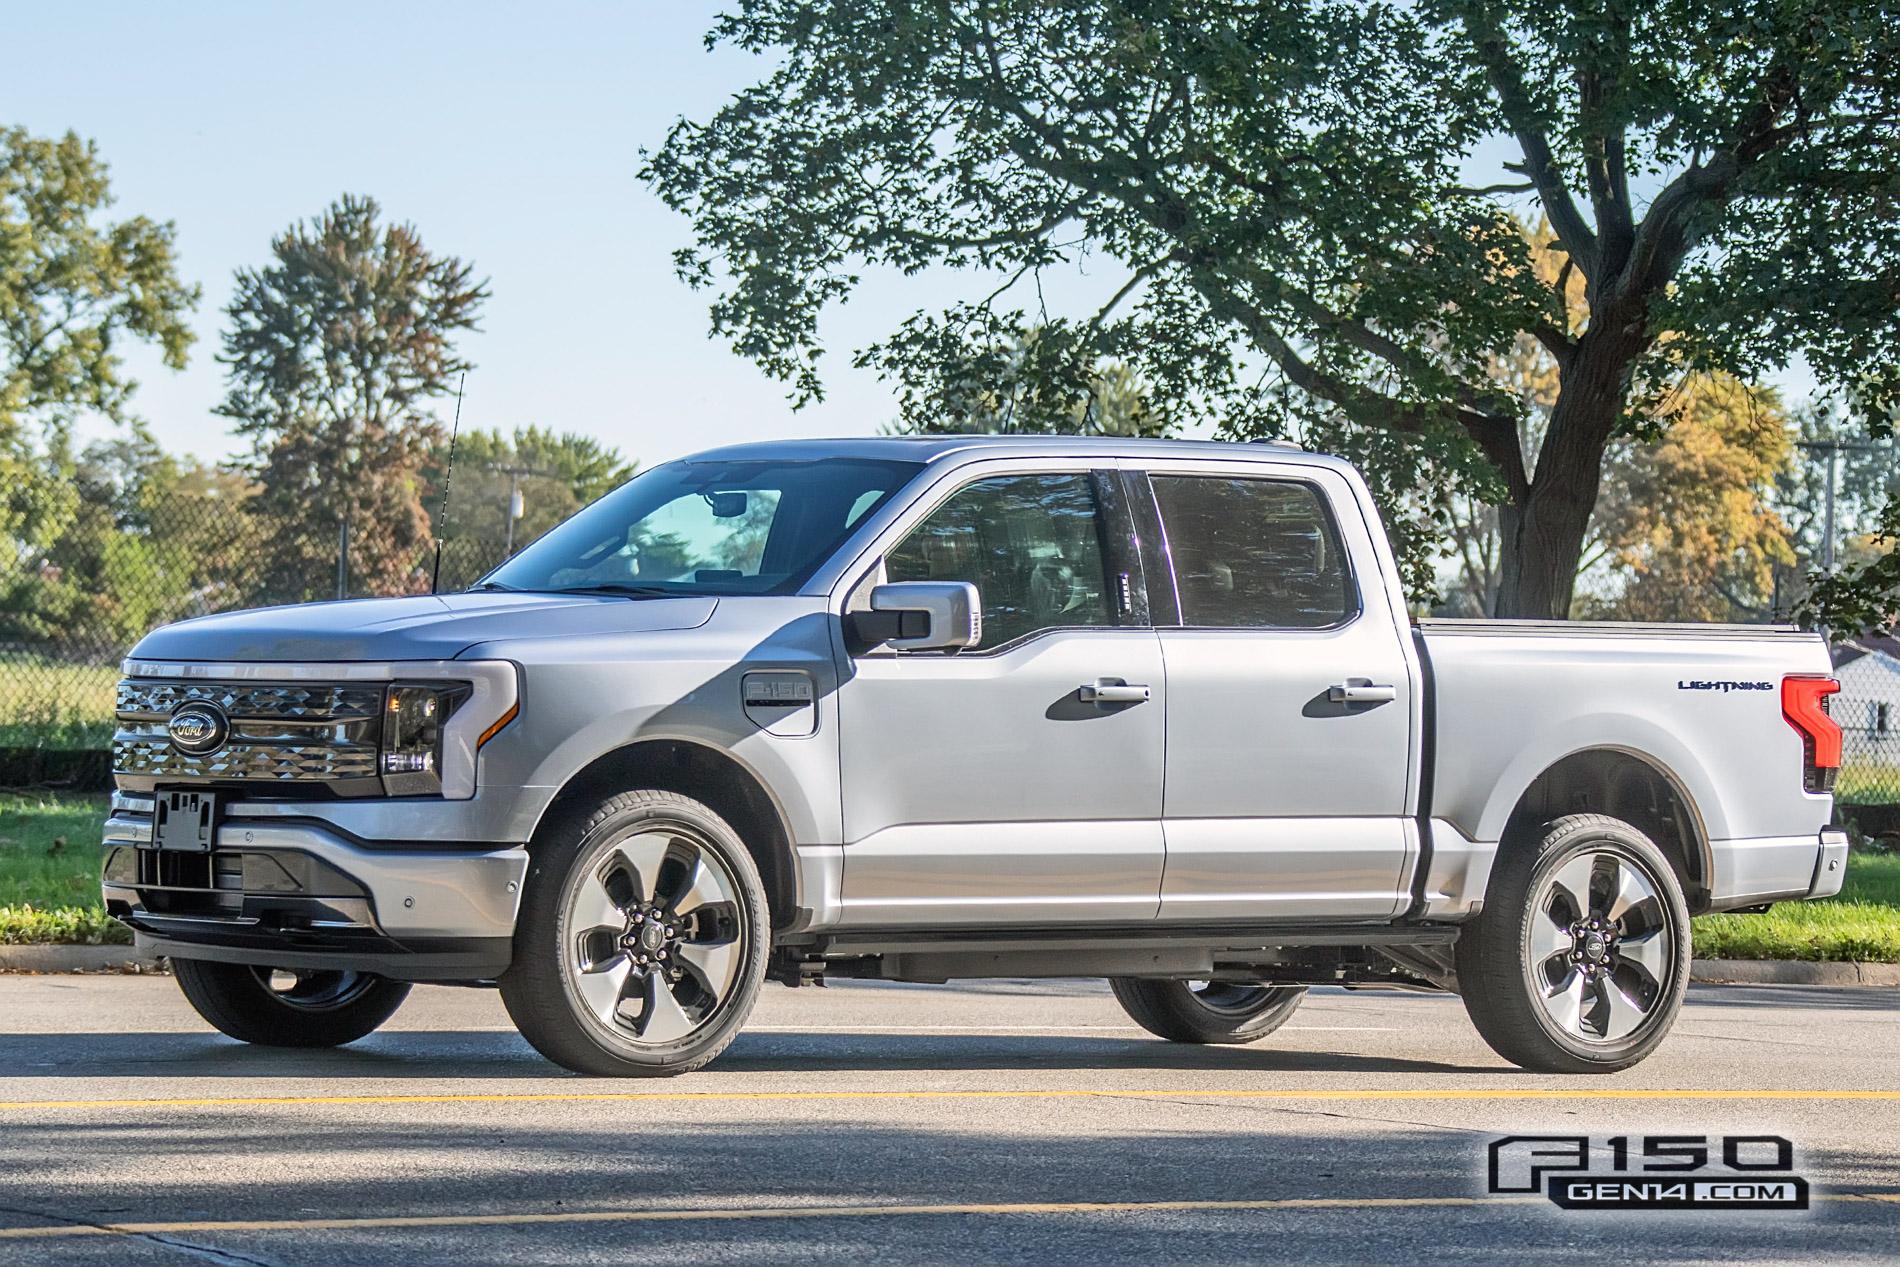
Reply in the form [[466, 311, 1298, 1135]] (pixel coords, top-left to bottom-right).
[[431, 372, 466, 595]]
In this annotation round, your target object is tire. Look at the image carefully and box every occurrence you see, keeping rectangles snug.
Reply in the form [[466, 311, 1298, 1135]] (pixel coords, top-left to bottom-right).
[[172, 959, 411, 1048], [1456, 813, 1692, 1074], [500, 790, 769, 1077], [1109, 978, 1306, 1044]]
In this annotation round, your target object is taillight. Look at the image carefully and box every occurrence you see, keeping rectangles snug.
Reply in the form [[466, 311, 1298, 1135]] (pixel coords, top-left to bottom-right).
[[1782, 675, 1842, 794]]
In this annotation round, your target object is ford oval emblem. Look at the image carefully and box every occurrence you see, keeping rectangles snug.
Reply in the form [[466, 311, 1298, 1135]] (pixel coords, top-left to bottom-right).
[[167, 703, 229, 756]]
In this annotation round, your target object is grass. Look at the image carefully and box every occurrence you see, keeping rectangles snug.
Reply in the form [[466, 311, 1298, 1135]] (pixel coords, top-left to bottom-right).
[[1693, 850, 1900, 962], [0, 659, 120, 749], [0, 788, 1897, 959], [0, 792, 127, 944], [1837, 762, 1900, 808]]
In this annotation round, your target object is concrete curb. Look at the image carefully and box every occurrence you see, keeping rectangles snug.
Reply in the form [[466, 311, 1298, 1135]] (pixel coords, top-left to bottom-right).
[[1691, 957, 1900, 986], [0, 944, 161, 974]]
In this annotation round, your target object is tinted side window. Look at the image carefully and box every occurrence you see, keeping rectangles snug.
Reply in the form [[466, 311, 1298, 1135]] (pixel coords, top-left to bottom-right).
[[885, 474, 1112, 648], [1151, 476, 1354, 629]]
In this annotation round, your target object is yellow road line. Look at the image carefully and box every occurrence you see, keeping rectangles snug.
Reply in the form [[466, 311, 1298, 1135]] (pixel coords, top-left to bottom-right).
[[4, 1192, 1897, 1241], [0, 1196, 1544, 1239], [2, 1087, 1899, 1112]]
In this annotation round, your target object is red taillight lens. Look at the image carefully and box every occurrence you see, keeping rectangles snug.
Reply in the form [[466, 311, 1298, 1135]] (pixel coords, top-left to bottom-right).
[[1782, 675, 1842, 794]]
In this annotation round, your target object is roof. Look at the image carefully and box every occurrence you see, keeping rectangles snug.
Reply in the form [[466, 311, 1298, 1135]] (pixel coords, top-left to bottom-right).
[[1833, 632, 1900, 669], [675, 433, 1338, 468]]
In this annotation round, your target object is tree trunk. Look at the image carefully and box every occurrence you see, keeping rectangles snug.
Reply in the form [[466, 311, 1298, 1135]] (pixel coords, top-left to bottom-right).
[[1491, 329, 1639, 619]]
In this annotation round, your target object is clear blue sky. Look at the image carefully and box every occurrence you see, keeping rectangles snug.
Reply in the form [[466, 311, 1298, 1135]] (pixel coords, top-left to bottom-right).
[[8, 2, 1814, 471], [6, 0, 928, 467]]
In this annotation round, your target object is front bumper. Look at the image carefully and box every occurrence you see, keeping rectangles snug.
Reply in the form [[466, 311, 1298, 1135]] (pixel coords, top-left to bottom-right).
[[101, 794, 528, 981]]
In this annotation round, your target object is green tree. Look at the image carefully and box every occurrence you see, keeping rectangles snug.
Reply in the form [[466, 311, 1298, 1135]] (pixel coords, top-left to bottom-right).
[[431, 427, 636, 585], [0, 433, 255, 661], [645, 2, 1900, 618], [886, 331, 1166, 436], [0, 126, 198, 546], [218, 195, 487, 597]]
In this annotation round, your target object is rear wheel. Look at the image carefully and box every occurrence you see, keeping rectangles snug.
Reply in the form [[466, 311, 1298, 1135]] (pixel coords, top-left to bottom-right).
[[1110, 978, 1306, 1044], [1456, 814, 1691, 1073], [172, 959, 411, 1047], [501, 790, 769, 1076]]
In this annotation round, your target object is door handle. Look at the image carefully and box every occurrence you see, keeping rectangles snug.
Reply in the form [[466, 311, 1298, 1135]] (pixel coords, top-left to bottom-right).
[[1329, 680, 1397, 705], [1079, 678, 1151, 705]]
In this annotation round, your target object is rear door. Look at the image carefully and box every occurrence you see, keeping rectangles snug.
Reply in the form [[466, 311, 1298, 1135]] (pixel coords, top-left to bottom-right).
[[831, 462, 1167, 926], [1131, 460, 1420, 921]]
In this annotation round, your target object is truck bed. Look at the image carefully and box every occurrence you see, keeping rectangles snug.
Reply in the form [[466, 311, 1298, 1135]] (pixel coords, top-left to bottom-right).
[[1414, 618, 1835, 913]]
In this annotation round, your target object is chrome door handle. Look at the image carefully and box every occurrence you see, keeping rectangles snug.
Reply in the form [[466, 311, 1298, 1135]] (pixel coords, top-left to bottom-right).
[[1329, 680, 1397, 704], [1079, 678, 1151, 704]]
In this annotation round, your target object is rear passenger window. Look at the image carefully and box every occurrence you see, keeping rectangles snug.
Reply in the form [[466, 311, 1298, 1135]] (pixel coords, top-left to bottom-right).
[[885, 473, 1113, 648], [1151, 477, 1354, 629]]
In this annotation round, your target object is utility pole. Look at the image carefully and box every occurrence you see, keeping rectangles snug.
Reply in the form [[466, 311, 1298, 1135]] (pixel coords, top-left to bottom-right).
[[487, 463, 559, 559], [1796, 439, 1890, 574]]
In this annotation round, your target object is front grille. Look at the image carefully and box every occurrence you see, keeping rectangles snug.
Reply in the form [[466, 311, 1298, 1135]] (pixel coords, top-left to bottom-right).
[[115, 681, 383, 722], [113, 735, 380, 783], [113, 678, 385, 795]]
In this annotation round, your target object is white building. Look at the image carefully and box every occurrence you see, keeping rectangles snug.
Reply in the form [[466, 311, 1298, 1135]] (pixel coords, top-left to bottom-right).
[[1832, 633, 1900, 763]]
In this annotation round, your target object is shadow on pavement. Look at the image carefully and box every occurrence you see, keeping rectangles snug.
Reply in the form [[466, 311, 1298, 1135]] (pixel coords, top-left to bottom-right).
[[0, 1028, 1497, 1079], [2, 1116, 1895, 1264]]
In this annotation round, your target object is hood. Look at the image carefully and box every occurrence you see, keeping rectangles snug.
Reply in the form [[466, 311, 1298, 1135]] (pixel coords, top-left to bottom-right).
[[127, 592, 719, 665]]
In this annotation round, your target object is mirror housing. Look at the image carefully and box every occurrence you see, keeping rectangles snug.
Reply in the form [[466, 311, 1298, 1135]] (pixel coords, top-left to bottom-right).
[[848, 581, 981, 653], [706, 491, 749, 518]]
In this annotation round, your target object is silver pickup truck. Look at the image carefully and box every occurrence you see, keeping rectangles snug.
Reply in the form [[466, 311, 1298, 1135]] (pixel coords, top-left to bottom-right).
[[103, 436, 1849, 1075]]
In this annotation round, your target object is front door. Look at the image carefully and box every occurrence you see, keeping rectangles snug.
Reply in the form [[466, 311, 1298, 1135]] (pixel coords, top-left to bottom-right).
[[1138, 464, 1420, 922], [833, 467, 1165, 926]]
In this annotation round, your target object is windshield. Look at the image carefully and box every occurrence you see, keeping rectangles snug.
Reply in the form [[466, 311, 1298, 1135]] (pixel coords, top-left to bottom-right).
[[481, 457, 920, 596]]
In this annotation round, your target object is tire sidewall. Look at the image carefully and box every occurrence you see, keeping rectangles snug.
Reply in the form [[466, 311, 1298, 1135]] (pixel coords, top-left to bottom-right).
[[1506, 824, 1692, 1067], [1187, 984, 1306, 1039]]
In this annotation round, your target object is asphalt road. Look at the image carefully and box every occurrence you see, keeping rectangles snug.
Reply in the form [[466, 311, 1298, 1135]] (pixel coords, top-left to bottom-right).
[[1, 974, 1897, 1265]]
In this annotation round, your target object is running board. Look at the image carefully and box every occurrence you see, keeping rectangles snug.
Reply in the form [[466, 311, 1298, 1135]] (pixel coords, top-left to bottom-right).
[[788, 923, 1460, 985]]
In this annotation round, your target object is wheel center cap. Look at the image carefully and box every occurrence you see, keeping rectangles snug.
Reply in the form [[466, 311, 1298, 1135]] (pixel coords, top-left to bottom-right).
[[638, 922, 667, 953], [1582, 933, 1608, 963]]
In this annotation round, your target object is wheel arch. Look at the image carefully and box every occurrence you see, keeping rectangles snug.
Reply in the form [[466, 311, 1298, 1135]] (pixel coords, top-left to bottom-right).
[[529, 738, 799, 929], [1498, 747, 1713, 909]]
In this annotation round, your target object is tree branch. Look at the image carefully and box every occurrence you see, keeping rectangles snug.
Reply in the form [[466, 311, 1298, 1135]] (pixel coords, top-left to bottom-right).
[[1455, 2, 1600, 281]]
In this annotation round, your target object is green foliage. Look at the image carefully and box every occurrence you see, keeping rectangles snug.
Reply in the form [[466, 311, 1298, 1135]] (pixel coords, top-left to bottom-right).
[[432, 426, 636, 584], [645, 2, 1900, 617], [0, 905, 128, 945], [0, 434, 257, 662], [1805, 494, 1900, 634], [218, 195, 488, 596], [0, 126, 198, 547]]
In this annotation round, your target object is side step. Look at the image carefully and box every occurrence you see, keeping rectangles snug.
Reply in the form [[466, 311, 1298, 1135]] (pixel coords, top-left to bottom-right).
[[778, 922, 1460, 986]]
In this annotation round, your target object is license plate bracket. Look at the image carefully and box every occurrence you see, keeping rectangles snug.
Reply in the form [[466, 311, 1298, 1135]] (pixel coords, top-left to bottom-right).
[[151, 789, 220, 853]]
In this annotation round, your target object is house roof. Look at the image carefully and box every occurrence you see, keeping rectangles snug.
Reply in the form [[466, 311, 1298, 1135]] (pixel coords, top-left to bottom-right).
[[1834, 632, 1900, 670]]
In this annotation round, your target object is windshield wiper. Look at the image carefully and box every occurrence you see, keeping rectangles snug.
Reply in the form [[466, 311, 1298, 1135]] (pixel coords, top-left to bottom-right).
[[545, 584, 677, 598], [468, 581, 516, 592]]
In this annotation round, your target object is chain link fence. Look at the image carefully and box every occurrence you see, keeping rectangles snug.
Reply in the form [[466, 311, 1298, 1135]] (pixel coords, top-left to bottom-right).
[[4, 467, 1899, 812], [1838, 690, 1900, 807], [0, 472, 532, 785]]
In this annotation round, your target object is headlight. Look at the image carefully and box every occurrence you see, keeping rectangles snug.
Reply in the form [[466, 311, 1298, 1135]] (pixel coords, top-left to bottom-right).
[[381, 684, 471, 796]]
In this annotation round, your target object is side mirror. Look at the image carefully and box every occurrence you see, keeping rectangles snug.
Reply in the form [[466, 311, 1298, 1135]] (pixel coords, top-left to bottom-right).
[[847, 581, 981, 653]]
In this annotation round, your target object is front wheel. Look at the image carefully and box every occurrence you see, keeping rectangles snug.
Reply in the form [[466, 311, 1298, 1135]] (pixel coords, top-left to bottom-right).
[[1109, 978, 1306, 1044], [1456, 813, 1692, 1073], [172, 959, 411, 1047], [500, 790, 769, 1076]]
